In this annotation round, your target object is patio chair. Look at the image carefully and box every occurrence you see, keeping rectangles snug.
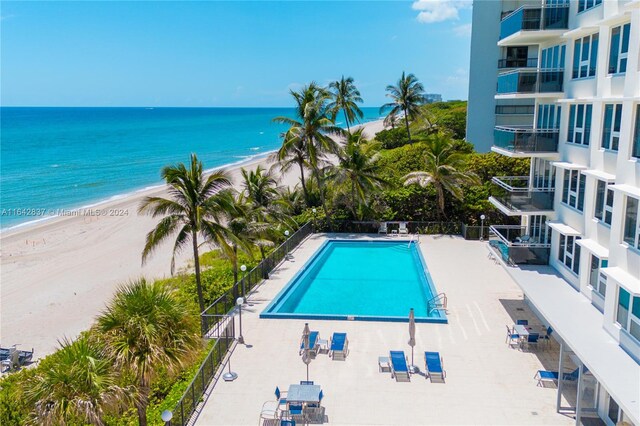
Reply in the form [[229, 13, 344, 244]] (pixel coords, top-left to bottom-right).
[[378, 222, 388, 234], [424, 351, 446, 383], [280, 421, 296, 426], [299, 381, 314, 385], [399, 222, 409, 235], [378, 356, 391, 372], [299, 331, 319, 356], [275, 386, 287, 407], [516, 319, 528, 325], [0, 347, 19, 373], [330, 332, 348, 361], [521, 333, 539, 351], [534, 368, 580, 387], [389, 350, 410, 382], [541, 326, 553, 347], [288, 404, 305, 423], [505, 325, 520, 347]]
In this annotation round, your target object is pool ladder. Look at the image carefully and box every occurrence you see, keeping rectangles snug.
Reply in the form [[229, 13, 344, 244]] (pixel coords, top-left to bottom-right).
[[427, 292, 448, 315]]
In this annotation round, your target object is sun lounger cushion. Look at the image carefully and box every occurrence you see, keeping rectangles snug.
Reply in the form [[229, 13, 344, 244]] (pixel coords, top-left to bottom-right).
[[390, 351, 408, 372], [330, 333, 347, 351], [425, 352, 443, 374]]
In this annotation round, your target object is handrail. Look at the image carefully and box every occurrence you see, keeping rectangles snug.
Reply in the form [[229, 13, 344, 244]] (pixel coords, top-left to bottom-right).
[[494, 125, 560, 134], [427, 292, 448, 314]]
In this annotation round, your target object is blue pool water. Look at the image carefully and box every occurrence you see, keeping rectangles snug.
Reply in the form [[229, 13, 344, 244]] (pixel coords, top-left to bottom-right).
[[261, 240, 446, 322]]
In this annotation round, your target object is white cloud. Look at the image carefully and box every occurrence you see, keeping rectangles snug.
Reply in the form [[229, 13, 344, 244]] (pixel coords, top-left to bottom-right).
[[452, 23, 472, 37], [445, 67, 469, 85], [412, 0, 471, 24]]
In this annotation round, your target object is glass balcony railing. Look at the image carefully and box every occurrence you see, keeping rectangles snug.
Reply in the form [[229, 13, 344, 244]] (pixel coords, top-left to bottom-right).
[[500, 5, 569, 40], [491, 176, 555, 213], [498, 58, 538, 69], [493, 126, 559, 154], [489, 225, 550, 265], [497, 69, 564, 94]]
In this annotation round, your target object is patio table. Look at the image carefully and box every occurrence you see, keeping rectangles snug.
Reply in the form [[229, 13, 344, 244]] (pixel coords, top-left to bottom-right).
[[513, 324, 531, 336], [287, 384, 321, 403]]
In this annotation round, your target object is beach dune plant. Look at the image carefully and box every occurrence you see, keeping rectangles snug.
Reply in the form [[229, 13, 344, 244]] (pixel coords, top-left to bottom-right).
[[24, 335, 129, 426], [96, 279, 200, 426], [328, 75, 364, 133], [381, 71, 427, 142], [403, 134, 480, 218], [139, 153, 233, 314]]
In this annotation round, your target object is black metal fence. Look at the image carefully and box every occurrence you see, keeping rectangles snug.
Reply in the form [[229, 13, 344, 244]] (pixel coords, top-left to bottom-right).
[[170, 318, 235, 426], [200, 221, 313, 335]]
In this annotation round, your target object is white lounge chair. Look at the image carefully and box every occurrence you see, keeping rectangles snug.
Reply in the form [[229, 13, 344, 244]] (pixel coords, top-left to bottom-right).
[[399, 222, 409, 235], [378, 222, 388, 234]]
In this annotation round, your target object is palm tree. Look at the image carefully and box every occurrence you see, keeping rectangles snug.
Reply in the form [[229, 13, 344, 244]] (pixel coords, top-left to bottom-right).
[[138, 154, 233, 314], [25, 336, 129, 426], [241, 166, 279, 209], [383, 111, 399, 129], [97, 279, 200, 426], [273, 83, 344, 220], [328, 76, 364, 132], [403, 135, 480, 218], [380, 71, 427, 141], [330, 130, 386, 218]]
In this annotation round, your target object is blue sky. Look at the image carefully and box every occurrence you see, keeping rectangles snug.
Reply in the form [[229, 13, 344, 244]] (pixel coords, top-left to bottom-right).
[[1, 1, 472, 107]]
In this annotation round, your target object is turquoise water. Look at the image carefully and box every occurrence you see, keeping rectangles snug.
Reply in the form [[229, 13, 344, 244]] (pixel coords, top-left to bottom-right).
[[0, 107, 383, 229], [262, 241, 443, 321]]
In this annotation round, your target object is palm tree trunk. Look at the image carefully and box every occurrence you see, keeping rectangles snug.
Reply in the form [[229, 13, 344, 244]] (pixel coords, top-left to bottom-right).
[[344, 110, 351, 133], [403, 107, 411, 142], [315, 171, 331, 228], [137, 377, 150, 426], [298, 160, 310, 205], [191, 231, 205, 314], [437, 186, 446, 220], [351, 179, 357, 218]]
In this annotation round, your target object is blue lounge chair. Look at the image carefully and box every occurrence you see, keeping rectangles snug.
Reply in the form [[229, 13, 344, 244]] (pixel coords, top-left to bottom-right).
[[390, 350, 410, 382], [330, 332, 349, 360], [299, 331, 319, 356], [424, 351, 446, 383], [534, 368, 580, 386]]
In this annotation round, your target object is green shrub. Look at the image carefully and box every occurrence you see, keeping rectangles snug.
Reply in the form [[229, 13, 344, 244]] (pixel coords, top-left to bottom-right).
[[374, 127, 409, 149]]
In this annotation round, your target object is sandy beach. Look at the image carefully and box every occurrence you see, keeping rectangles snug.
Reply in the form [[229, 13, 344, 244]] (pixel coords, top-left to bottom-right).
[[0, 119, 384, 359]]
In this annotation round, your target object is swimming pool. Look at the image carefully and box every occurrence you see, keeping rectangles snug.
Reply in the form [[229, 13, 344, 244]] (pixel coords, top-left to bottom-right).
[[260, 240, 447, 323]]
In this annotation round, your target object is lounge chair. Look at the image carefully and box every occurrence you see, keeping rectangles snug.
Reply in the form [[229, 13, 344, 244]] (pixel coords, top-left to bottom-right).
[[378, 222, 388, 234], [534, 368, 580, 387], [424, 351, 446, 383], [0, 346, 33, 372], [330, 332, 348, 360], [390, 350, 410, 382], [399, 222, 409, 235], [299, 331, 319, 356]]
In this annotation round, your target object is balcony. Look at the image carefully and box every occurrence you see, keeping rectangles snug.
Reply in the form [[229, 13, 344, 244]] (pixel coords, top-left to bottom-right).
[[497, 69, 564, 96], [498, 58, 538, 69], [499, 5, 569, 44], [493, 126, 559, 157], [489, 225, 550, 265], [489, 176, 555, 215]]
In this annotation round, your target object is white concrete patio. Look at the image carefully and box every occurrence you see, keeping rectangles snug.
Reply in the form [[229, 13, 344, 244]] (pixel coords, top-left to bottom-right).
[[195, 234, 575, 425]]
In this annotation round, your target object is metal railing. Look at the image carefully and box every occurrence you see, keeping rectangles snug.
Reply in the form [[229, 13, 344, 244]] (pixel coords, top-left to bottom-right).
[[200, 222, 313, 335], [498, 58, 538, 69], [312, 220, 491, 241], [500, 4, 569, 40], [427, 292, 448, 315], [170, 318, 235, 426], [493, 126, 559, 154], [489, 225, 551, 265], [490, 177, 555, 213], [497, 69, 564, 94]]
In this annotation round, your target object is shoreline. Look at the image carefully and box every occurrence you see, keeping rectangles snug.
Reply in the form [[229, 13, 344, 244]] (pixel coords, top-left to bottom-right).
[[0, 119, 385, 359]]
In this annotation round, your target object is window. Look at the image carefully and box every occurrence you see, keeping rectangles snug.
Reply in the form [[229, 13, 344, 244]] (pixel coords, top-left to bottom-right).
[[572, 33, 598, 79], [540, 44, 565, 69], [589, 255, 608, 297], [616, 287, 640, 342], [537, 104, 562, 130], [594, 180, 614, 225], [601, 104, 622, 151], [623, 196, 640, 249], [633, 105, 640, 159], [578, 0, 602, 13], [608, 23, 631, 74], [558, 234, 581, 274], [568, 104, 592, 145], [562, 170, 586, 211]]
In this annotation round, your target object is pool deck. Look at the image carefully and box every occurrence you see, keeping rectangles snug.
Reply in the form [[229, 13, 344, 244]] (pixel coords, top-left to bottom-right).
[[195, 234, 575, 425]]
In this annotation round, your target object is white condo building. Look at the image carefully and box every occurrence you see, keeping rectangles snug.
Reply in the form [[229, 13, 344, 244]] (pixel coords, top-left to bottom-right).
[[468, 1, 640, 425]]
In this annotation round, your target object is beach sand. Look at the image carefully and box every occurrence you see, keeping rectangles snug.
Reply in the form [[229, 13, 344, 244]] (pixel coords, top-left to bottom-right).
[[0, 119, 384, 359]]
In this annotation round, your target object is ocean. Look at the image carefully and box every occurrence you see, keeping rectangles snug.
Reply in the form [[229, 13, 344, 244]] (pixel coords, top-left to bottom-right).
[[0, 107, 383, 230]]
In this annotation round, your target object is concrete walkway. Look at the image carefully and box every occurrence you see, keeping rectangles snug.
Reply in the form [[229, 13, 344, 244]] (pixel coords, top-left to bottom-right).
[[195, 234, 574, 425]]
